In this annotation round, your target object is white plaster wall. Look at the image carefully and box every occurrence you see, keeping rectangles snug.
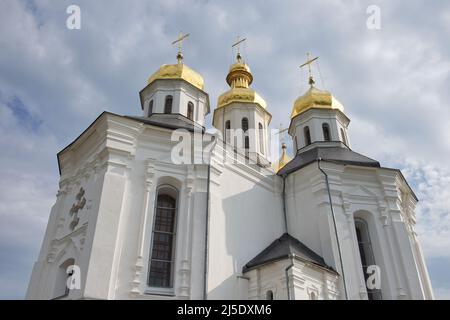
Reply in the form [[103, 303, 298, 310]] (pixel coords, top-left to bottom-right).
[[102, 119, 210, 300], [213, 103, 271, 160], [246, 261, 289, 300], [290, 109, 350, 150], [27, 111, 433, 301], [245, 259, 339, 300], [290, 261, 339, 300], [206, 143, 284, 299], [142, 81, 209, 126], [285, 161, 434, 300], [27, 114, 118, 300], [285, 166, 323, 257], [27, 113, 210, 300]]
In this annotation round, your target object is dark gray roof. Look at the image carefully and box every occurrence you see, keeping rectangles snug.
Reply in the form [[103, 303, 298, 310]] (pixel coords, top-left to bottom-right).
[[242, 233, 336, 273], [278, 146, 380, 176], [125, 113, 205, 133]]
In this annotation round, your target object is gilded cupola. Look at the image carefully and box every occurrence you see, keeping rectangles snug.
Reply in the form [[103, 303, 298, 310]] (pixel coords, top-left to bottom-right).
[[291, 75, 344, 119], [212, 43, 272, 166], [140, 32, 210, 123], [289, 54, 351, 152], [274, 143, 292, 172], [146, 32, 204, 91], [147, 63, 204, 91], [291, 53, 344, 119], [217, 53, 267, 109]]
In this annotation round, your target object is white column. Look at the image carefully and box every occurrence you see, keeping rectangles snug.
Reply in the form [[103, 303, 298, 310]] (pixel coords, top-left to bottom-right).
[[130, 159, 156, 295], [83, 168, 127, 299], [410, 229, 434, 299], [378, 203, 407, 299], [341, 198, 368, 300], [179, 172, 194, 298]]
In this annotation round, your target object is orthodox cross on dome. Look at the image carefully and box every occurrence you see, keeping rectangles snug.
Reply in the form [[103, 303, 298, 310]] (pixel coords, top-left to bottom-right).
[[172, 31, 190, 64], [69, 187, 86, 230], [232, 36, 246, 62], [275, 123, 289, 143], [299, 52, 319, 87]]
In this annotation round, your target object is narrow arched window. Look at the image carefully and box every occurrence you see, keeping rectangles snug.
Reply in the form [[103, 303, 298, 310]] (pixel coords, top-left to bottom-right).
[[148, 187, 177, 288], [148, 100, 153, 116], [53, 258, 75, 299], [258, 123, 264, 154], [354, 218, 382, 300], [266, 290, 274, 300], [187, 102, 194, 120], [310, 292, 317, 300], [244, 136, 250, 150], [164, 95, 173, 114], [341, 128, 347, 145], [322, 123, 331, 141], [294, 136, 298, 151], [304, 126, 311, 146], [242, 117, 249, 132], [225, 120, 231, 143]]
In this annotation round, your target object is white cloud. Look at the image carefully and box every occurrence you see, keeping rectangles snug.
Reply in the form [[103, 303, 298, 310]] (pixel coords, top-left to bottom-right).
[[433, 287, 450, 300], [401, 161, 450, 259]]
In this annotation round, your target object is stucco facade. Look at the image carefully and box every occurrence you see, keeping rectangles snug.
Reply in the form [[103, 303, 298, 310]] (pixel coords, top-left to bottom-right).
[[26, 56, 433, 300]]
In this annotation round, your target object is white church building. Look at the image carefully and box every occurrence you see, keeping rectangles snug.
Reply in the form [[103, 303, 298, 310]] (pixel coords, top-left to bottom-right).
[[26, 47, 434, 300]]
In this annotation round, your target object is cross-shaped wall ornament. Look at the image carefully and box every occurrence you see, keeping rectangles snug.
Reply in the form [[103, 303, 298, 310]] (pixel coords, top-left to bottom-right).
[[69, 187, 86, 230]]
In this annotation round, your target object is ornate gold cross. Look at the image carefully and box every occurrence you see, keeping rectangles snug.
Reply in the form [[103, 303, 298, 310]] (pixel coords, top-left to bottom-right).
[[299, 52, 319, 86], [232, 36, 246, 61], [172, 31, 190, 63]]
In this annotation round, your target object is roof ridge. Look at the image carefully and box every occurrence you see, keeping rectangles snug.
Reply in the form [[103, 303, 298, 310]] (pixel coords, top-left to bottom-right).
[[242, 232, 333, 273]]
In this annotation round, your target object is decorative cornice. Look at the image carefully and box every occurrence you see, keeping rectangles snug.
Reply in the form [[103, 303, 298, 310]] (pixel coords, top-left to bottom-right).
[[144, 158, 156, 191], [376, 200, 390, 227]]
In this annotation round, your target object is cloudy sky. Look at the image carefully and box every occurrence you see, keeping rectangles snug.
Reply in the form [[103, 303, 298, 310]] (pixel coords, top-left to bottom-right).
[[0, 0, 449, 299]]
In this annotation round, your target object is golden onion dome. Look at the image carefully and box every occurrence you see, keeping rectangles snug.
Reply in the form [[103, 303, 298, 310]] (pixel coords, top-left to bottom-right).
[[226, 61, 253, 87], [147, 63, 204, 91], [217, 88, 267, 109], [274, 143, 292, 172], [291, 85, 344, 119], [217, 53, 267, 109]]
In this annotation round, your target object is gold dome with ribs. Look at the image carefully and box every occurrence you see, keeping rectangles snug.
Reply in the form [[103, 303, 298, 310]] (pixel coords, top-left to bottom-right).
[[274, 143, 292, 172], [147, 63, 204, 91], [291, 85, 344, 119], [217, 53, 267, 109]]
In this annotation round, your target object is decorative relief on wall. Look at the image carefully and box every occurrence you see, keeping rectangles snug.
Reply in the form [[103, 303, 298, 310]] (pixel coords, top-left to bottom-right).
[[144, 158, 156, 191], [79, 229, 87, 252], [186, 171, 195, 196], [47, 225, 87, 264], [341, 192, 353, 223], [69, 187, 86, 230], [57, 217, 65, 230], [47, 240, 58, 263], [377, 201, 390, 227]]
